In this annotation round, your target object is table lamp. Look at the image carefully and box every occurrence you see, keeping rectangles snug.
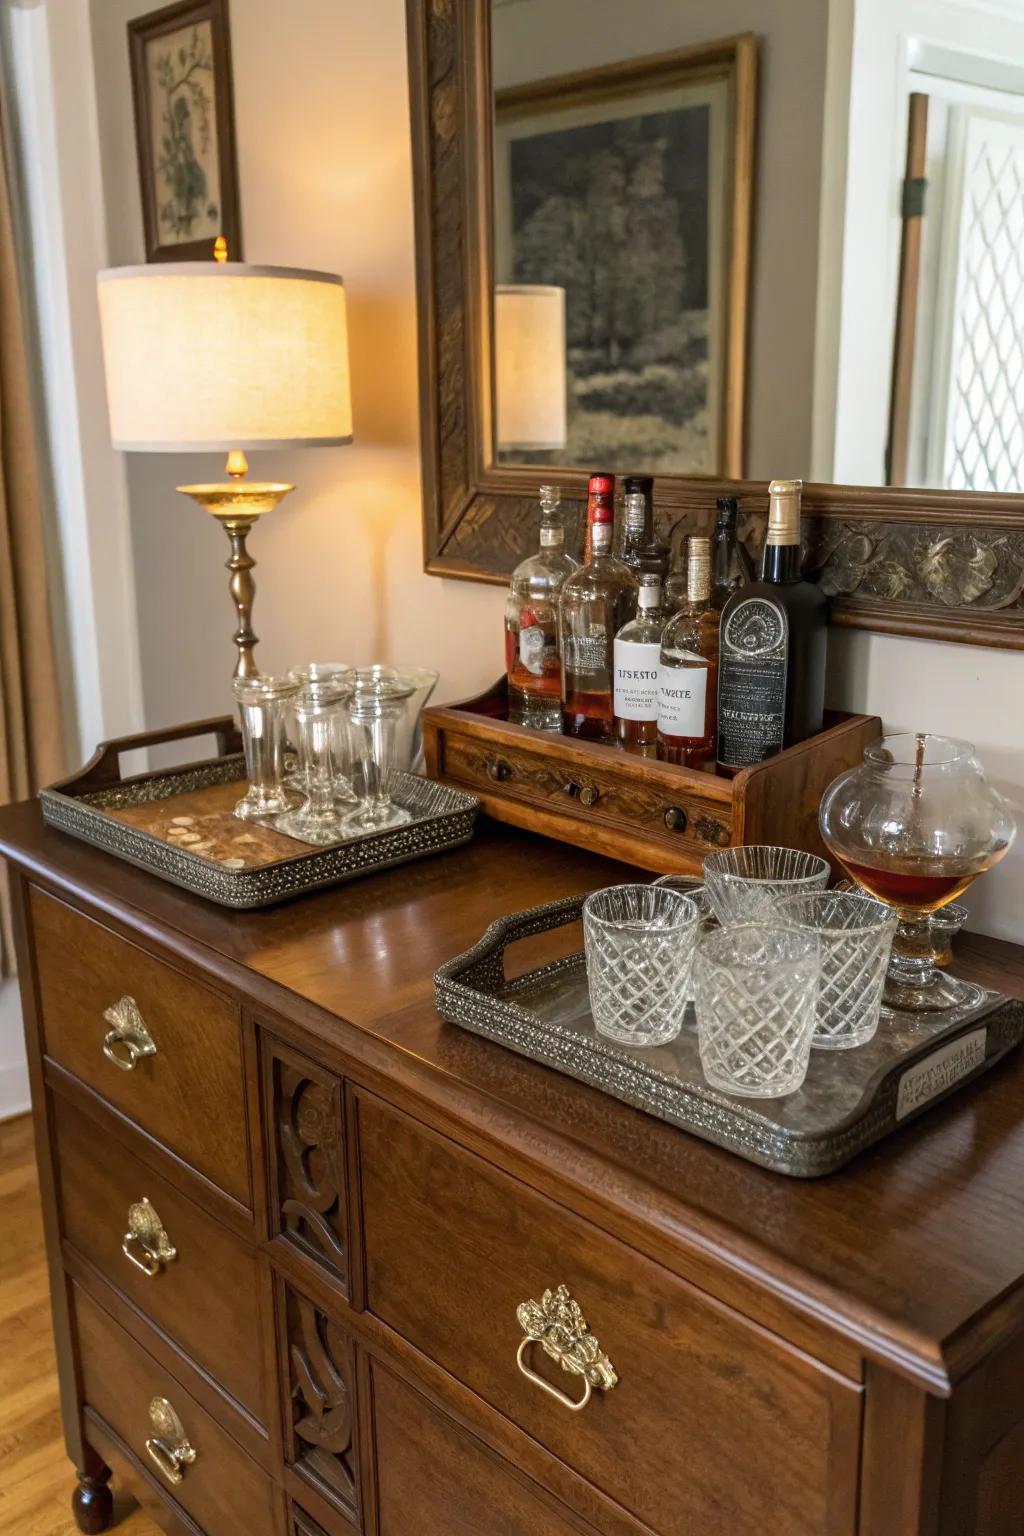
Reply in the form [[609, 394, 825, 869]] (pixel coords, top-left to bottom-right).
[[97, 248, 352, 679], [494, 284, 567, 451]]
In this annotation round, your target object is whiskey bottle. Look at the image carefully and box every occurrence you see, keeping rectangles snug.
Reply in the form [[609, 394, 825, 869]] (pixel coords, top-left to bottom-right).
[[560, 475, 639, 742], [712, 495, 751, 603], [504, 484, 579, 730], [620, 475, 654, 570], [717, 478, 827, 770], [613, 571, 663, 753], [657, 536, 719, 768]]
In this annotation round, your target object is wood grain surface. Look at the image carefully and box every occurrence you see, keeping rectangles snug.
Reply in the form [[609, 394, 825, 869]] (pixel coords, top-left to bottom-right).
[[4, 799, 1024, 1396]]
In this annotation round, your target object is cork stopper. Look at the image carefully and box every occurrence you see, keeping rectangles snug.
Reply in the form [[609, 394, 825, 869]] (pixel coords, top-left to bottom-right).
[[766, 478, 802, 547], [687, 535, 712, 602]]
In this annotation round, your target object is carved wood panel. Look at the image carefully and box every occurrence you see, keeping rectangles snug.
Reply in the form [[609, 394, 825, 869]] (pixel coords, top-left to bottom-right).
[[286, 1287, 360, 1523], [406, 0, 1024, 650], [269, 1042, 348, 1291]]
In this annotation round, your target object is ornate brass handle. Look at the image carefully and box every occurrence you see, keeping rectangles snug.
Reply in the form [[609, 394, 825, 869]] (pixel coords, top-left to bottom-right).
[[122, 1198, 177, 1277], [515, 1284, 617, 1413], [102, 997, 157, 1072], [145, 1397, 195, 1486], [563, 780, 600, 808]]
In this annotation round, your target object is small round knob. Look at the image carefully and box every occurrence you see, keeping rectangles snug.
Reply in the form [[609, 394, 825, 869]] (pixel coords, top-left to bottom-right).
[[579, 784, 600, 808], [663, 806, 688, 833], [486, 758, 512, 782]]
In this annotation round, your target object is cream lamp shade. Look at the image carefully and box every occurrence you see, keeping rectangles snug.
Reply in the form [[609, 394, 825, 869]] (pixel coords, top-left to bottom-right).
[[494, 284, 567, 451], [97, 262, 352, 449]]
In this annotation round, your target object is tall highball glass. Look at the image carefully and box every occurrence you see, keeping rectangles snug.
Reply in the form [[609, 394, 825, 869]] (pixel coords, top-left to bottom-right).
[[233, 675, 301, 822], [347, 669, 416, 832], [276, 676, 354, 846]]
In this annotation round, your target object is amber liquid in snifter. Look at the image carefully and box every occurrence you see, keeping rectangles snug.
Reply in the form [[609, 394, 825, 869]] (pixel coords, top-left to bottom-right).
[[837, 849, 1008, 915]]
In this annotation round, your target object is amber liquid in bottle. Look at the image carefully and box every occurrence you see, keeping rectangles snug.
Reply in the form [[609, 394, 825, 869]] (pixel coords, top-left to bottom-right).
[[560, 473, 638, 742], [657, 536, 719, 768], [613, 572, 663, 754]]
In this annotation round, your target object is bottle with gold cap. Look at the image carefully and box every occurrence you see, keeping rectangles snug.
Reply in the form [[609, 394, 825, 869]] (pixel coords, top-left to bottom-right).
[[656, 535, 719, 768], [716, 478, 827, 771]]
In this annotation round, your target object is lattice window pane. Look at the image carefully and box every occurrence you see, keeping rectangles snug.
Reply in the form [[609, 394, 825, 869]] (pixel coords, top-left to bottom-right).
[[943, 112, 1024, 493]]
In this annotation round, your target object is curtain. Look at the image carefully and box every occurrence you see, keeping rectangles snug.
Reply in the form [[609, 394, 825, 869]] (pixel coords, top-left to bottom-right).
[[0, 86, 67, 972]]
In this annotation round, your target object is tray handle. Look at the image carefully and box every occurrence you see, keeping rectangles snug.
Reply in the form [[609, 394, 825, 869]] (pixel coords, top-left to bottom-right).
[[48, 715, 243, 794], [437, 894, 586, 995]]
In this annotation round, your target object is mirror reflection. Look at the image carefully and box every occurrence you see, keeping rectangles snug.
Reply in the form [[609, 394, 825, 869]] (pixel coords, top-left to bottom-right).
[[490, 0, 1024, 493]]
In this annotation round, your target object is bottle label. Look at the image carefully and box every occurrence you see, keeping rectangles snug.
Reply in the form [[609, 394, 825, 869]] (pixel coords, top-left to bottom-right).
[[539, 527, 562, 548], [562, 633, 608, 676], [657, 664, 708, 737], [613, 640, 660, 721], [518, 623, 548, 676], [717, 597, 788, 766]]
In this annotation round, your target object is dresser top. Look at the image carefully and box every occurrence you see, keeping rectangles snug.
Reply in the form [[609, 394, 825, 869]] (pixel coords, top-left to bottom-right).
[[4, 799, 1024, 1391]]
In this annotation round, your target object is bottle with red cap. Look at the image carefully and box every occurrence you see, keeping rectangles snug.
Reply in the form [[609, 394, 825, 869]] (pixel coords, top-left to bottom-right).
[[558, 472, 639, 742]]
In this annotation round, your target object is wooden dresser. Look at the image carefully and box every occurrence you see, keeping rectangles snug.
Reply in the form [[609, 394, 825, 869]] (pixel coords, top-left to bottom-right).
[[3, 804, 1024, 1536]]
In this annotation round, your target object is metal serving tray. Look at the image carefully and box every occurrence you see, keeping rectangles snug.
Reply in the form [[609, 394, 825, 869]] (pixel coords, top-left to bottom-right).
[[435, 894, 1024, 1177], [41, 715, 480, 909]]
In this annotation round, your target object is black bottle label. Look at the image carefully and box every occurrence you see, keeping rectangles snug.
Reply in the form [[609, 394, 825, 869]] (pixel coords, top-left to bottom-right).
[[717, 597, 788, 766]]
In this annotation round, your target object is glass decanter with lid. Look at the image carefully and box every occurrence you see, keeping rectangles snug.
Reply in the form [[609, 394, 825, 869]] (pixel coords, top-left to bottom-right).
[[504, 484, 578, 730], [819, 733, 1015, 1009]]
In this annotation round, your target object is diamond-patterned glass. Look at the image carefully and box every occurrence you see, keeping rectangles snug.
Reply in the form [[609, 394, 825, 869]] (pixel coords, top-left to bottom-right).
[[583, 884, 700, 1048], [944, 115, 1024, 493], [702, 846, 830, 927], [773, 891, 896, 1051], [694, 925, 820, 1098]]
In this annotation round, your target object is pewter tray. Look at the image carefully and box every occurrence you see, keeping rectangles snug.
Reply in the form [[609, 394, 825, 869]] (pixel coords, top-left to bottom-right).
[[41, 724, 480, 909], [435, 895, 1024, 1177]]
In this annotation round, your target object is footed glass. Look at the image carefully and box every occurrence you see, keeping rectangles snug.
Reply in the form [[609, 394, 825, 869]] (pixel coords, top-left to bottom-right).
[[582, 884, 700, 1047], [347, 669, 416, 832], [693, 923, 821, 1098], [287, 662, 356, 802], [702, 845, 830, 926], [233, 675, 301, 822], [773, 890, 896, 1049], [276, 676, 354, 846], [820, 734, 1015, 1010]]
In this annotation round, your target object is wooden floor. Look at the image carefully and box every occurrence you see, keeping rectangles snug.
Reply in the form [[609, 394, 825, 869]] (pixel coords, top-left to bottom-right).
[[0, 1113, 160, 1536]]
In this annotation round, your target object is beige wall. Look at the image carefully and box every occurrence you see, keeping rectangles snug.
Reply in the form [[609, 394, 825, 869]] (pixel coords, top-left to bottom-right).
[[89, 0, 505, 730], [84, 0, 1024, 940]]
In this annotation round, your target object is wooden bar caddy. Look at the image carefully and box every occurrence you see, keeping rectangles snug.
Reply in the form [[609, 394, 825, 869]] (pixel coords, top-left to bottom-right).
[[423, 679, 881, 873]]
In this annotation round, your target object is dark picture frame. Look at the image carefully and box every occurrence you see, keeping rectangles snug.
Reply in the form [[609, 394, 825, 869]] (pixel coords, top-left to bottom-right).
[[128, 0, 242, 262]]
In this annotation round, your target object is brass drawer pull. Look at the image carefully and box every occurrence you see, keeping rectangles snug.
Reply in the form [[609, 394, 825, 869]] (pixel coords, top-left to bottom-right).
[[515, 1284, 617, 1413], [122, 1198, 177, 1277], [563, 781, 600, 808], [102, 996, 157, 1072], [485, 756, 512, 782], [145, 1396, 196, 1486], [663, 805, 688, 833]]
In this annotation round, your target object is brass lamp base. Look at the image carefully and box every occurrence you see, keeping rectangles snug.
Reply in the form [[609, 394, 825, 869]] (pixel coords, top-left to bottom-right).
[[177, 462, 294, 680]]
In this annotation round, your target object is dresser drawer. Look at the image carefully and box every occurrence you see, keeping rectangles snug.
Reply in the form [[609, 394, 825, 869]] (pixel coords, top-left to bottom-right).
[[74, 1285, 276, 1536], [359, 1095, 862, 1536], [56, 1098, 266, 1421], [31, 887, 250, 1207]]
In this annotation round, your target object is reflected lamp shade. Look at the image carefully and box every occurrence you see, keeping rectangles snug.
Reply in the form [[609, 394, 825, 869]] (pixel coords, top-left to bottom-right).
[[494, 284, 567, 451], [97, 263, 353, 450]]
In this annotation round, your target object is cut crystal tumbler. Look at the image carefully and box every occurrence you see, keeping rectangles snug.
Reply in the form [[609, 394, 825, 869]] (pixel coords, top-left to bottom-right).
[[773, 889, 896, 1049], [702, 845, 830, 926], [582, 884, 699, 1048]]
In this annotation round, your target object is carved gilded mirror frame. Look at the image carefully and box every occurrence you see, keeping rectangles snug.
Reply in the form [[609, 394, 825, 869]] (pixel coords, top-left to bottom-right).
[[407, 0, 1024, 650]]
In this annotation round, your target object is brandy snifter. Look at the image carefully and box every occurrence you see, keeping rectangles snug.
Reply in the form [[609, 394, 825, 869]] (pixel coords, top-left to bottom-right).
[[819, 734, 1015, 1010]]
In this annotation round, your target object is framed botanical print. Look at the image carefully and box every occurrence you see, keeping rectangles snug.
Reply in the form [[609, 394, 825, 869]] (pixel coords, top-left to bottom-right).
[[128, 0, 242, 262]]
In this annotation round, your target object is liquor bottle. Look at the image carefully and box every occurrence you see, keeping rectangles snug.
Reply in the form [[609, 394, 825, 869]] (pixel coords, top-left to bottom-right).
[[657, 536, 719, 768], [717, 478, 827, 771], [582, 472, 615, 563], [504, 484, 578, 730], [560, 476, 639, 742], [613, 571, 664, 754], [620, 475, 654, 570], [712, 496, 751, 604]]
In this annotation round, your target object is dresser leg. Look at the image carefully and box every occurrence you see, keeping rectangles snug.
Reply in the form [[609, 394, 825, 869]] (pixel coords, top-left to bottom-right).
[[72, 1467, 113, 1534]]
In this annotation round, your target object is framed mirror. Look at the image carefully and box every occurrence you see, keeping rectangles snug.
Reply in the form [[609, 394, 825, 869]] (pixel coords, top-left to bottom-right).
[[407, 0, 1024, 649]]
